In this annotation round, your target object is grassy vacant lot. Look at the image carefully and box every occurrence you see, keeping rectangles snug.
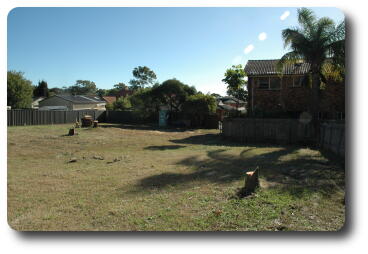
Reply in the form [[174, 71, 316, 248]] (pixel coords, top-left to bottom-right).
[[8, 123, 345, 231]]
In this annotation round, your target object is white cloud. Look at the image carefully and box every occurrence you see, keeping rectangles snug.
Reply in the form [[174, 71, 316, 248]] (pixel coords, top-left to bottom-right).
[[280, 11, 290, 21], [258, 32, 267, 41], [244, 44, 254, 54], [232, 55, 243, 65]]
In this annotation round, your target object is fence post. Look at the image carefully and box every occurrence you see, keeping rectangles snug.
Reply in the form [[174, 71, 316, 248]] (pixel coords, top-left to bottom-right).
[[337, 125, 344, 156]]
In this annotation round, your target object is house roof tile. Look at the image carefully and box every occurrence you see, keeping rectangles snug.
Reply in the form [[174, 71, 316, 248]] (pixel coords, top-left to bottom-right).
[[102, 96, 117, 104], [244, 59, 311, 75]]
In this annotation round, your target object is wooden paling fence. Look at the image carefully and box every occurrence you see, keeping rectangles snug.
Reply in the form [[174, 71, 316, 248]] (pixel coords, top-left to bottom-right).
[[7, 109, 106, 126], [320, 121, 345, 157], [222, 118, 315, 144], [222, 118, 344, 158]]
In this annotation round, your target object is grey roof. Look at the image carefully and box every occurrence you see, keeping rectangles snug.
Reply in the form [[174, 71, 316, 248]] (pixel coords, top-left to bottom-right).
[[218, 104, 246, 112], [217, 96, 245, 104], [55, 94, 106, 104], [244, 59, 311, 75]]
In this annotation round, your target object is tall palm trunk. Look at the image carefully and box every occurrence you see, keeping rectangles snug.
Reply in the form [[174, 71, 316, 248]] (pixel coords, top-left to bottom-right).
[[311, 68, 321, 142]]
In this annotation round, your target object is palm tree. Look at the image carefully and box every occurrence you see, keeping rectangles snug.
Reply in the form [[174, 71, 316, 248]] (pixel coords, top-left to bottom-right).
[[279, 8, 345, 138]]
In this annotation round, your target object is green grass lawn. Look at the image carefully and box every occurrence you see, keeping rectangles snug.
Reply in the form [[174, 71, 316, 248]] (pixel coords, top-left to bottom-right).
[[7, 123, 345, 231]]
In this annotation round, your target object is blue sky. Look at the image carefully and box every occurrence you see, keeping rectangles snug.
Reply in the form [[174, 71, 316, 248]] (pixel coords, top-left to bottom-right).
[[7, 7, 344, 95]]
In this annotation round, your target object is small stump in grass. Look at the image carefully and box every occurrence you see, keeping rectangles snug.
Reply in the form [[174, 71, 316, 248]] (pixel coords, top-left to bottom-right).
[[93, 120, 98, 128], [68, 128, 75, 136], [244, 167, 259, 195]]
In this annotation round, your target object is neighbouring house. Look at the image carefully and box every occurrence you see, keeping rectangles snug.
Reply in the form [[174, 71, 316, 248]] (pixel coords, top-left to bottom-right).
[[216, 96, 246, 121], [38, 94, 106, 111], [244, 59, 344, 119], [31, 96, 46, 109], [102, 96, 117, 104]]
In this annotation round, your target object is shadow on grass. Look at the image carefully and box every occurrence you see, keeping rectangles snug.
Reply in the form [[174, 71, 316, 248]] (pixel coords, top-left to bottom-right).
[[170, 133, 280, 148], [99, 123, 196, 133], [128, 140, 344, 198], [144, 145, 186, 150]]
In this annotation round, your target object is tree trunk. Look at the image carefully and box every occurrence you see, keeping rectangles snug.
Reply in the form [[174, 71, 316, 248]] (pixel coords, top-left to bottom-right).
[[311, 70, 321, 142]]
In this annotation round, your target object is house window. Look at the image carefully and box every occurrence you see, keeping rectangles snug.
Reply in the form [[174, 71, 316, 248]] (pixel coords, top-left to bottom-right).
[[288, 76, 304, 87], [270, 77, 281, 90], [293, 76, 303, 87], [256, 77, 281, 90], [258, 78, 269, 89]]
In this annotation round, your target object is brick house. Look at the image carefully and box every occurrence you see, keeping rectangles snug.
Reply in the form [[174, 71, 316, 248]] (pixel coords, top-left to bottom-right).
[[244, 59, 344, 119]]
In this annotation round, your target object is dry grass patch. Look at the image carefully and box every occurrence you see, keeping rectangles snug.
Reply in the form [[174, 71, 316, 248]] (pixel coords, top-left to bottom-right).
[[8, 123, 345, 231]]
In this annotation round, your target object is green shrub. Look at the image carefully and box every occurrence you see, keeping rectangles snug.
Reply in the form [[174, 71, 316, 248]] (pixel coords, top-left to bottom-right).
[[105, 103, 114, 111], [113, 97, 132, 111], [182, 94, 217, 127]]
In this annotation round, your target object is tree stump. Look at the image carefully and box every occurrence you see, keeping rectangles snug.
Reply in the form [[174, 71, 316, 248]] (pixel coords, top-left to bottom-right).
[[244, 167, 259, 195], [93, 120, 98, 128], [81, 115, 93, 127], [68, 128, 75, 136]]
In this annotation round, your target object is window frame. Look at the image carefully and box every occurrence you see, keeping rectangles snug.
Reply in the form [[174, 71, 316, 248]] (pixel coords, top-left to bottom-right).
[[258, 77, 270, 90], [288, 75, 304, 88], [254, 76, 282, 90], [269, 77, 282, 90]]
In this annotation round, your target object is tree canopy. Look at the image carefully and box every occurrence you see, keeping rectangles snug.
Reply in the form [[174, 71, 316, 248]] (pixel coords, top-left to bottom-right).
[[68, 80, 97, 95], [113, 96, 132, 111], [33, 80, 49, 98], [113, 82, 128, 90], [279, 8, 345, 76], [7, 71, 34, 109], [222, 64, 248, 104], [153, 79, 197, 112], [129, 66, 157, 89]]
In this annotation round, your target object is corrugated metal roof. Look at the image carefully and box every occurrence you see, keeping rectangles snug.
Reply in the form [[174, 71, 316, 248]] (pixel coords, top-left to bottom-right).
[[244, 59, 311, 75], [55, 95, 106, 104]]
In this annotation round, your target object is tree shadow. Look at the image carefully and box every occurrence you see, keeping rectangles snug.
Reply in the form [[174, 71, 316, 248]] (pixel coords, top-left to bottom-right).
[[126, 144, 344, 199], [99, 123, 197, 133], [144, 145, 186, 150], [170, 133, 266, 148]]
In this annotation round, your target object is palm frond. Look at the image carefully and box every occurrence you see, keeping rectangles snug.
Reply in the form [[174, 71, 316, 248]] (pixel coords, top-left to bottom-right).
[[282, 28, 308, 49], [297, 8, 317, 35], [316, 17, 335, 38], [276, 51, 303, 73]]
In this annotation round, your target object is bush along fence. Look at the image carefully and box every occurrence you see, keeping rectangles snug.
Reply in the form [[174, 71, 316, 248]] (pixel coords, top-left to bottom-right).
[[222, 118, 344, 158], [7, 109, 106, 126], [104, 110, 154, 124]]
